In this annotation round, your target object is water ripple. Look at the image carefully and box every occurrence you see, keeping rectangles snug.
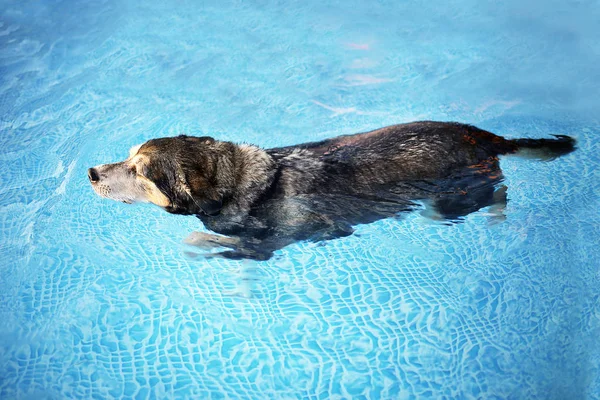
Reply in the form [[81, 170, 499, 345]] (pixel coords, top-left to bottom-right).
[[1, 0, 599, 398]]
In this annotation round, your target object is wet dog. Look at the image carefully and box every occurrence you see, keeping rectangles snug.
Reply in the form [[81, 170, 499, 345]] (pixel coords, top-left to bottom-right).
[[88, 121, 575, 260]]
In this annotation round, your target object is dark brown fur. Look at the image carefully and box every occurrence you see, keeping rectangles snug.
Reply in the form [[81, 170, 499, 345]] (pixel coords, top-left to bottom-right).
[[89, 121, 575, 260]]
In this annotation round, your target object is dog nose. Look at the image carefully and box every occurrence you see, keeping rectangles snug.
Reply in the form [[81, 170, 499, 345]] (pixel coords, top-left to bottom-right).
[[88, 168, 100, 183]]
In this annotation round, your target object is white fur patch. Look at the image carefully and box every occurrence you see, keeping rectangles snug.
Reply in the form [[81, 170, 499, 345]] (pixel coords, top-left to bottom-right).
[[128, 143, 143, 159]]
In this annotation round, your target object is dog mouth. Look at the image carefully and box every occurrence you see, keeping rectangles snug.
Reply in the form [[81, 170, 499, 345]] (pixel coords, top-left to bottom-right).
[[91, 182, 135, 204]]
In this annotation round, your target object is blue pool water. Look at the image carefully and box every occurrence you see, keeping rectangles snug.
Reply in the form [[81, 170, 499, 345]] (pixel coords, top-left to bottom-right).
[[1, 0, 600, 398]]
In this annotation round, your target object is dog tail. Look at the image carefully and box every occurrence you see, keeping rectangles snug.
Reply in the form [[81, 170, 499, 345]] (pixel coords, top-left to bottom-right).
[[507, 135, 576, 160]]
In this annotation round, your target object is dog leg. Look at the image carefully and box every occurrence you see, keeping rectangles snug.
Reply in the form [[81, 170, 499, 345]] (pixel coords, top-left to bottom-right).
[[204, 249, 273, 261], [184, 231, 240, 250], [487, 184, 508, 224]]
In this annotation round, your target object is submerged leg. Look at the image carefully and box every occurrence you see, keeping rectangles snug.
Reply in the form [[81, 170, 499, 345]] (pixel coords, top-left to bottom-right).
[[204, 249, 273, 261], [487, 184, 508, 223], [430, 158, 508, 221], [184, 231, 240, 250], [433, 184, 496, 220]]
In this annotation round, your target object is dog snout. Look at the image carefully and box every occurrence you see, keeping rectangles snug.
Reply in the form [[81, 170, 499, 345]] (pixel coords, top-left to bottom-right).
[[88, 167, 100, 183]]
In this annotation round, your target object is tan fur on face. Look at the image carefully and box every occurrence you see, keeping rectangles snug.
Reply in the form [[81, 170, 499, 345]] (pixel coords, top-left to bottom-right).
[[137, 175, 171, 207], [127, 151, 171, 208]]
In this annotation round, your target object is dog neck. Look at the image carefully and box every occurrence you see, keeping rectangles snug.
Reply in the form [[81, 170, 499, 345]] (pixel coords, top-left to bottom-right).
[[223, 143, 277, 215]]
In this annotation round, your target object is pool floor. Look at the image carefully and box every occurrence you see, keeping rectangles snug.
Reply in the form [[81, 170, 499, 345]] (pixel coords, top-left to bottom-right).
[[1, 0, 599, 398]]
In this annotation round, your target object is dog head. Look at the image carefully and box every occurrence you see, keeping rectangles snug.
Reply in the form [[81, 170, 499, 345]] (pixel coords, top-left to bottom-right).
[[88, 135, 230, 216]]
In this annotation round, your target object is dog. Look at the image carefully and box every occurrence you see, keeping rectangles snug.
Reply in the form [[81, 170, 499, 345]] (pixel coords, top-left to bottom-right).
[[88, 121, 575, 260]]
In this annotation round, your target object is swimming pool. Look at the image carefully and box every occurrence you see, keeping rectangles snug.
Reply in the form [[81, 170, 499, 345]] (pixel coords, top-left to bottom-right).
[[1, 0, 599, 398]]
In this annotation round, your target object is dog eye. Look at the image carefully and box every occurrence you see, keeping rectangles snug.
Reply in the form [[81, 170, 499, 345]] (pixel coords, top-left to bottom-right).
[[129, 164, 137, 174]]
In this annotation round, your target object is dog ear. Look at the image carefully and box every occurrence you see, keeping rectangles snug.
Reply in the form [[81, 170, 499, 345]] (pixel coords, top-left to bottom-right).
[[183, 170, 224, 216]]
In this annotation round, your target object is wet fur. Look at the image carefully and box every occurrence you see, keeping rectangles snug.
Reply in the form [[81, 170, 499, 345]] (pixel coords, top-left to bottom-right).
[[90, 121, 575, 260]]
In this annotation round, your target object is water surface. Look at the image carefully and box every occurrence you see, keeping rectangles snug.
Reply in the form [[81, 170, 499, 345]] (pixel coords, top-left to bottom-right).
[[1, 0, 599, 398]]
